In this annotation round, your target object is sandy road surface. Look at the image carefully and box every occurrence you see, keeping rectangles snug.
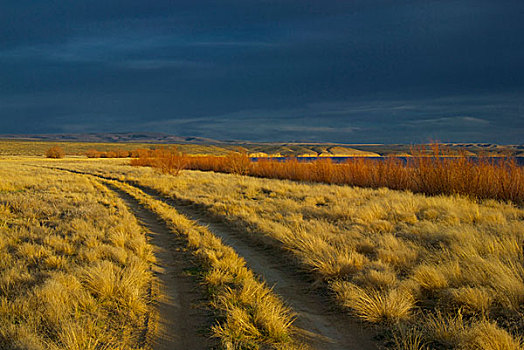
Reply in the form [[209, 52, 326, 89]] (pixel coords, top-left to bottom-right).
[[104, 183, 213, 350]]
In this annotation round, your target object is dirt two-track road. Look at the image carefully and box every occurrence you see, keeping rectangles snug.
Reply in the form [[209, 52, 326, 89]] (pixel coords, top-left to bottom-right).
[[53, 167, 379, 350], [107, 183, 214, 349]]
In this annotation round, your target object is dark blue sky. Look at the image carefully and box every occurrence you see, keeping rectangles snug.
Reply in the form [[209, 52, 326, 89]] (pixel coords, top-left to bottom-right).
[[1, 0, 523, 143]]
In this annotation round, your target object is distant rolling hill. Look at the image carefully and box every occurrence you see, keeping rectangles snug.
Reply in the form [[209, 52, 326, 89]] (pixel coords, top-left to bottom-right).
[[0, 132, 220, 144], [0, 133, 521, 157]]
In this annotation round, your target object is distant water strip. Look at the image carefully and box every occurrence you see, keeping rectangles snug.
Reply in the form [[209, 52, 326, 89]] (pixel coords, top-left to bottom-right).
[[250, 156, 524, 166]]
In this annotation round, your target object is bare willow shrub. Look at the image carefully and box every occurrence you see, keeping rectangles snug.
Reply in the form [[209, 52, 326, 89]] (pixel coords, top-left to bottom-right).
[[45, 146, 65, 159], [85, 149, 101, 158], [226, 150, 251, 175], [153, 147, 188, 176], [131, 147, 187, 175], [175, 143, 524, 204]]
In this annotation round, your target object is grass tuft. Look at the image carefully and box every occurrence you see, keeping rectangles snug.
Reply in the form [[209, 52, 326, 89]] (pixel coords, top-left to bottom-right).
[[333, 282, 414, 323], [461, 320, 523, 350]]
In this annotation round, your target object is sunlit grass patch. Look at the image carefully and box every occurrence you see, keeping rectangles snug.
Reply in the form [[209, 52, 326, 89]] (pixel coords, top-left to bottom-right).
[[461, 320, 523, 350], [0, 163, 154, 349], [332, 282, 414, 323]]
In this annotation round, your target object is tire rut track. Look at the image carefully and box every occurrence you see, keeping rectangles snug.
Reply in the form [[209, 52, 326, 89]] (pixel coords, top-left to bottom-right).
[[171, 199, 379, 350], [113, 178, 378, 350], [102, 182, 214, 350]]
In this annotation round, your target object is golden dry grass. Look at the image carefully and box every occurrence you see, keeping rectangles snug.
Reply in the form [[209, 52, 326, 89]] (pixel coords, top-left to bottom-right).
[[0, 162, 154, 349], [56, 160, 524, 349], [1, 158, 304, 349], [0, 140, 232, 157]]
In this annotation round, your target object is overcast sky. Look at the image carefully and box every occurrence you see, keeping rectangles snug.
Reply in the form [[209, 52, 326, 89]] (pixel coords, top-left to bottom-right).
[[1, 0, 523, 143]]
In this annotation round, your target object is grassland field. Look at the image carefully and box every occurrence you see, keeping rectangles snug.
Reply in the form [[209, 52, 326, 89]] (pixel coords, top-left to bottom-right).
[[1, 139, 521, 158], [0, 140, 234, 157], [1, 151, 523, 349]]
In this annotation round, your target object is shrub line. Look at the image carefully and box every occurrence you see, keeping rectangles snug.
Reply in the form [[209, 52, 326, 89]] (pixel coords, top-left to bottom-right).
[[132, 144, 524, 204]]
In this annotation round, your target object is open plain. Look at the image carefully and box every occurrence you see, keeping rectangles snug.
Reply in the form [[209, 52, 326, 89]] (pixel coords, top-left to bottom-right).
[[0, 147, 522, 349]]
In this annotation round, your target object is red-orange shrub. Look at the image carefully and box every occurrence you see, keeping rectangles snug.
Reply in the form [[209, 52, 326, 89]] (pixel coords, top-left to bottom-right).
[[115, 149, 130, 158], [131, 144, 524, 204], [86, 149, 133, 158], [85, 149, 101, 158], [130, 147, 187, 175], [226, 151, 251, 175], [45, 146, 65, 159]]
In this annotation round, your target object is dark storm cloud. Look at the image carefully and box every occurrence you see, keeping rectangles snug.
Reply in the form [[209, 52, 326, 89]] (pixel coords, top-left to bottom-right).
[[0, 0, 523, 142], [129, 93, 522, 143]]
